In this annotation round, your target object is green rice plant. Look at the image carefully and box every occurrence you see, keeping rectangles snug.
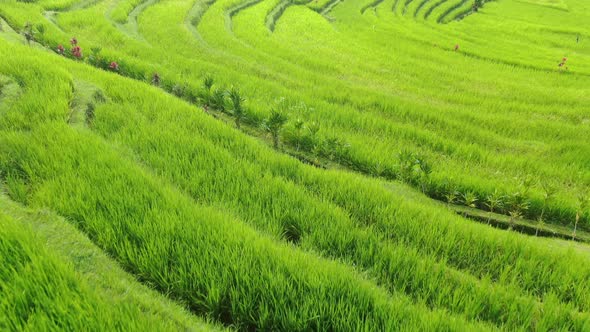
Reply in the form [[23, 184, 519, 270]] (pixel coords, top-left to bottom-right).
[[3, 171, 30, 204], [34, 23, 44, 41], [1, 123, 488, 330], [0, 212, 217, 331], [2, 1, 590, 329], [280, 215, 302, 244], [573, 194, 588, 240]]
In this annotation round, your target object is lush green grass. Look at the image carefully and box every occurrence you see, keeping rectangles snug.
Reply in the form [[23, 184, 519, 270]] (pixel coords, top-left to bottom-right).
[[0, 43, 488, 330], [0, 193, 221, 331], [1, 0, 590, 330], [2, 0, 579, 228]]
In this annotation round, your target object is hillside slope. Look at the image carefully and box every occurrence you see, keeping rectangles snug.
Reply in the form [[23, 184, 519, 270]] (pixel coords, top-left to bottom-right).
[[1, 0, 590, 330], [0, 192, 222, 331]]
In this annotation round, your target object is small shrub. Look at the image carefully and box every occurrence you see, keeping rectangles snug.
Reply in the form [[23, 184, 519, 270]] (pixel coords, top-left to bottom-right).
[[171, 83, 187, 98], [203, 75, 214, 93], [507, 191, 529, 230], [198, 75, 214, 105], [473, 0, 484, 11], [318, 136, 350, 162], [445, 189, 459, 206], [210, 88, 227, 112], [282, 119, 319, 153], [227, 87, 246, 129], [484, 190, 504, 224], [262, 110, 288, 149], [397, 149, 417, 184], [462, 191, 479, 216], [415, 156, 432, 194]]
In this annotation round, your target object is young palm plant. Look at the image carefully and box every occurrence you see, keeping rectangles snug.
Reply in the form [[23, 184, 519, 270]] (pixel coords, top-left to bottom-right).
[[416, 157, 432, 194], [200, 75, 214, 107], [227, 87, 246, 129], [508, 192, 529, 231], [210, 88, 227, 112], [462, 191, 478, 217], [203, 75, 214, 92], [444, 186, 459, 207], [262, 110, 288, 149], [484, 190, 504, 225], [292, 119, 305, 151]]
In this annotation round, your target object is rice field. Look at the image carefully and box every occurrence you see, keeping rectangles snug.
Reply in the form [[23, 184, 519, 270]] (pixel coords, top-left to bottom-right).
[[0, 0, 589, 330]]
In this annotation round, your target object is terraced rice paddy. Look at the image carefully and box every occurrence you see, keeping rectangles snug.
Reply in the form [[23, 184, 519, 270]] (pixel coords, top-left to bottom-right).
[[0, 0, 589, 330]]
